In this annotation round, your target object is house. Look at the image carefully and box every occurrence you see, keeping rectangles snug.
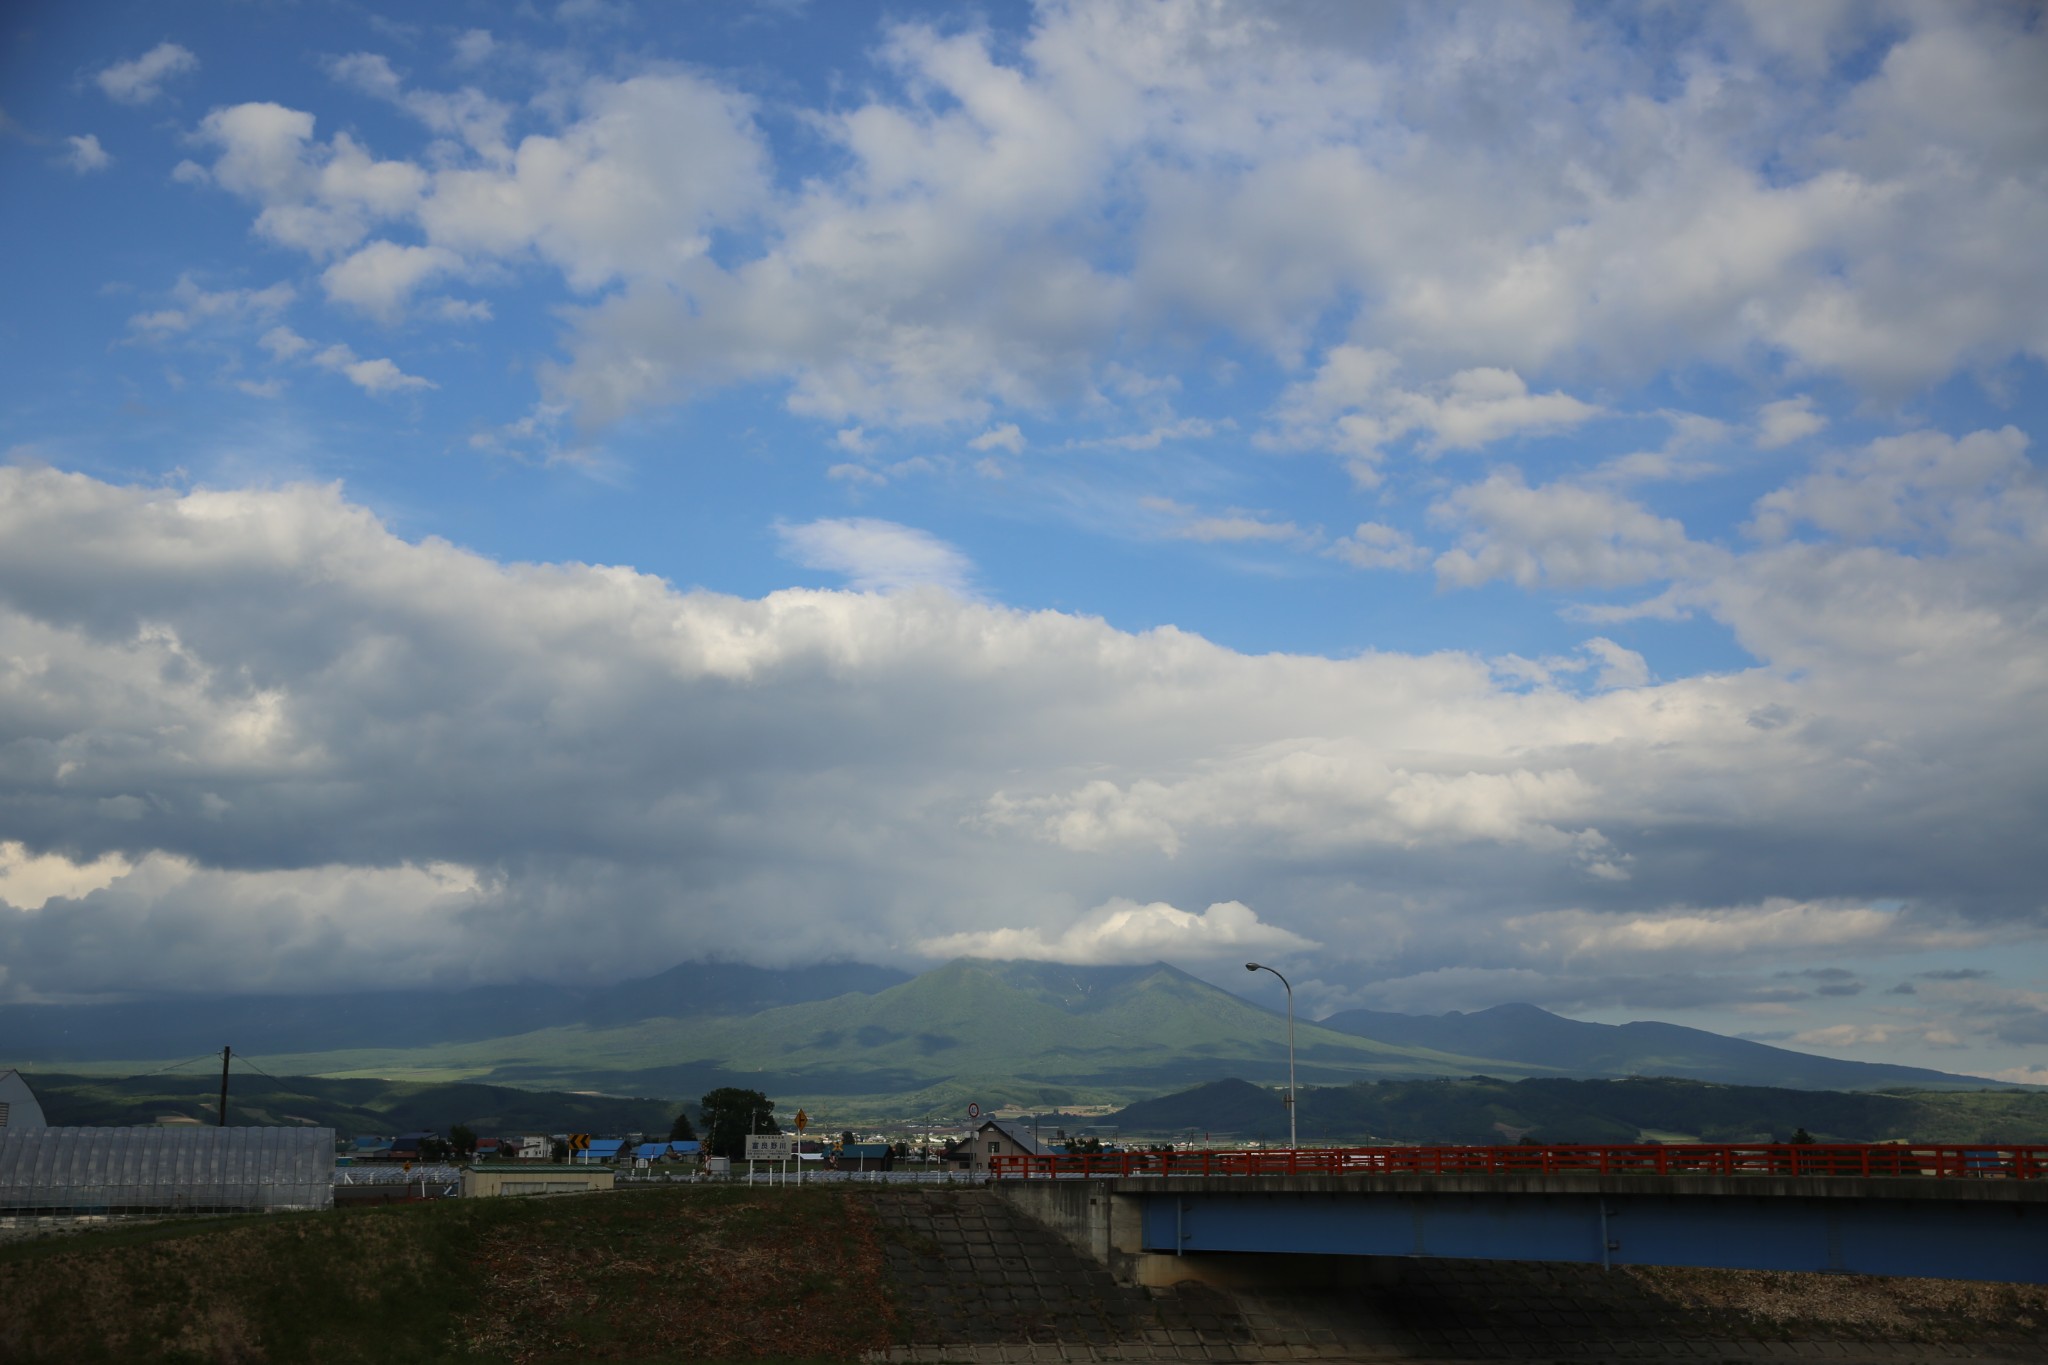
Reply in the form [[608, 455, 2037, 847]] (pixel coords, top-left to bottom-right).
[[964, 1118, 1050, 1175], [630, 1140, 700, 1163], [831, 1142, 894, 1171], [387, 1131, 440, 1160], [578, 1138, 627, 1163], [0, 1070, 49, 1130]]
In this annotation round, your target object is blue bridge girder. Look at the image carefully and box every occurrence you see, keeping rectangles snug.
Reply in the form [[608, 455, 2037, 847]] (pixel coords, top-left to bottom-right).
[[1119, 1173, 2048, 1284]]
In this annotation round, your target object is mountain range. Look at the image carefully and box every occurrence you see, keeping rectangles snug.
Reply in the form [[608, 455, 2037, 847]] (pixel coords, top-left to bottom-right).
[[0, 958, 2008, 1119]]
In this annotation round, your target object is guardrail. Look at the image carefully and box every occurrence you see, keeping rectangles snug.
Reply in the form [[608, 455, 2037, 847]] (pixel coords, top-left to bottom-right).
[[990, 1143, 2048, 1181]]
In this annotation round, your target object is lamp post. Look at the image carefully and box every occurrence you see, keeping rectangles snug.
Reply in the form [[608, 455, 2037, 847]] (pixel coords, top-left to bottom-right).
[[1245, 962, 1296, 1149]]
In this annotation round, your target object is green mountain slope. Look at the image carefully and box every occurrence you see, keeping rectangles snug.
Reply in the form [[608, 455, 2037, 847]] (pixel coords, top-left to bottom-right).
[[14, 959, 2013, 1122], [1317, 1002, 2000, 1092], [63, 959, 1534, 1114]]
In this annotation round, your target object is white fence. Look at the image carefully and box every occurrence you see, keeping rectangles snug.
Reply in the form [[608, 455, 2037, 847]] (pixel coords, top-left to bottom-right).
[[334, 1164, 463, 1185]]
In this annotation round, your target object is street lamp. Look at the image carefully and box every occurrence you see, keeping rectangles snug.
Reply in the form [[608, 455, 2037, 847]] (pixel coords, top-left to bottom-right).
[[1245, 962, 1296, 1148]]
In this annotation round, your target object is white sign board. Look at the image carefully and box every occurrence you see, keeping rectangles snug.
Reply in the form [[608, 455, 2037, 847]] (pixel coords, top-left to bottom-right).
[[745, 1134, 795, 1160]]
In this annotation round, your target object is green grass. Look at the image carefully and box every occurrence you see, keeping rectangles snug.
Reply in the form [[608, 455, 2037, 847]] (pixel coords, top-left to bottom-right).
[[0, 1185, 901, 1363]]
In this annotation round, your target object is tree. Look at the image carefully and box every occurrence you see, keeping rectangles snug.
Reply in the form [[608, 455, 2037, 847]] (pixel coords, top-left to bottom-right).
[[550, 1138, 569, 1163], [449, 1124, 478, 1159], [699, 1087, 779, 1160], [840, 1129, 857, 1149], [1789, 1127, 1817, 1145], [668, 1110, 698, 1143]]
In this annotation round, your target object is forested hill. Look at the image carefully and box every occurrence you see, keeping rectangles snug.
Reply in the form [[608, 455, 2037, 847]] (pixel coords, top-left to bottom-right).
[[1104, 1075, 2048, 1146], [1316, 1002, 2001, 1092]]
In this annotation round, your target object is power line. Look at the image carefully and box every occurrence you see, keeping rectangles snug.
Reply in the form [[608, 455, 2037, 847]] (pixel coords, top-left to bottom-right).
[[110, 1052, 224, 1084], [229, 1052, 336, 1112]]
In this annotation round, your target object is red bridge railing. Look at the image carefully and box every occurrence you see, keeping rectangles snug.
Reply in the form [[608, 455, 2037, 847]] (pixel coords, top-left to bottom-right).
[[989, 1143, 2048, 1181]]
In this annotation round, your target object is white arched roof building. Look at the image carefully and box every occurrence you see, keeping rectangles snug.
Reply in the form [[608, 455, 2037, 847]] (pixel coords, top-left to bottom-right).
[[0, 1069, 48, 1130]]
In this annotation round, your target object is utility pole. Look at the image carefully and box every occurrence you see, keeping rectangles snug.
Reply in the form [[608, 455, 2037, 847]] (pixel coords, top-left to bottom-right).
[[218, 1045, 231, 1127]]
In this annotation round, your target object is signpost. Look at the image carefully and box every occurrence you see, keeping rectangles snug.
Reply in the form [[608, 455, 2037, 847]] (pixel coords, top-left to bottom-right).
[[745, 1133, 794, 1186], [793, 1110, 808, 1184], [967, 1103, 981, 1120]]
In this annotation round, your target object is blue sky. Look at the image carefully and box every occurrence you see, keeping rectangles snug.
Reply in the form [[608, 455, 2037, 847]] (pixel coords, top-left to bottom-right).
[[3, 1, 2047, 1081]]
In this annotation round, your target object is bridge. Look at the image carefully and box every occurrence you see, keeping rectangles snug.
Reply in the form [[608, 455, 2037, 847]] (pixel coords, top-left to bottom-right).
[[989, 1143, 2048, 1287]]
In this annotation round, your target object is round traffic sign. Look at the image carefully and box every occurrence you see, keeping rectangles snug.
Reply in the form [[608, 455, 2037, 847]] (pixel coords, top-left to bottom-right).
[[966, 1103, 981, 1119]]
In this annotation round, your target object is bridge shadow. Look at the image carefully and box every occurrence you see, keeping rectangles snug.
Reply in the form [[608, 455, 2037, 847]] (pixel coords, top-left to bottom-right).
[[867, 1187, 2048, 1362]]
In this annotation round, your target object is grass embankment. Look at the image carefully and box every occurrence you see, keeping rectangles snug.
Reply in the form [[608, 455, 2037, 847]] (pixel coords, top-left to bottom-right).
[[0, 1186, 896, 1364]]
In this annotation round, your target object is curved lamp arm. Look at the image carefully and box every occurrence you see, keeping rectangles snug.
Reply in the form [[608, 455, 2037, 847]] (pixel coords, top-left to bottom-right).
[[1245, 962, 1297, 1149]]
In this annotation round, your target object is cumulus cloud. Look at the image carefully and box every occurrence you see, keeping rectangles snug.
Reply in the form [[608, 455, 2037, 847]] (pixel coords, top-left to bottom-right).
[[1430, 473, 1707, 590], [63, 134, 111, 173], [1330, 522, 1428, 571], [320, 241, 462, 321], [1270, 347, 1602, 478], [126, 275, 295, 337], [96, 42, 198, 105], [774, 517, 975, 594], [164, 4, 2048, 442], [0, 842, 131, 911], [917, 898, 1316, 965], [1756, 396, 1827, 450], [0, 452, 2044, 1007]]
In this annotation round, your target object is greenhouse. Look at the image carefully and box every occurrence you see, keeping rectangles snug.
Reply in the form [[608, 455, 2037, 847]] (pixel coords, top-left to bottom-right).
[[0, 1125, 334, 1215]]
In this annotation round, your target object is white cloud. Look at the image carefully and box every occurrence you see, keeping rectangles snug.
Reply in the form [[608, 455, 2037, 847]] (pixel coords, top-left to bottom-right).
[[0, 842, 131, 911], [171, 6, 2048, 437], [259, 325, 311, 360], [432, 297, 492, 323], [452, 30, 496, 67], [191, 105, 429, 256], [124, 276, 295, 340], [320, 241, 462, 321], [1329, 522, 1427, 571], [917, 898, 1317, 965], [969, 423, 1025, 455], [63, 134, 111, 173], [310, 342, 436, 395], [832, 427, 877, 456], [1269, 347, 1600, 479], [1580, 637, 1650, 691], [826, 463, 887, 487], [1174, 514, 1299, 545], [1505, 901, 1976, 965], [1431, 472, 1706, 590], [774, 517, 975, 594], [96, 42, 198, 105], [1756, 396, 1827, 449], [0, 467, 2044, 1003], [1748, 426, 2033, 546]]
